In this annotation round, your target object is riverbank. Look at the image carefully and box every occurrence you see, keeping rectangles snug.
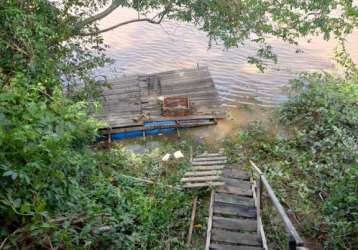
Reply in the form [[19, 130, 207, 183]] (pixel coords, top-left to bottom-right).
[[109, 70, 358, 249], [223, 72, 358, 249], [3, 70, 356, 249]]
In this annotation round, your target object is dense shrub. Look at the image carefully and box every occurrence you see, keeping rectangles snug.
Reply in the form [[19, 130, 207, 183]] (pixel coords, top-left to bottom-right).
[[0, 1, 203, 248], [225, 73, 358, 249]]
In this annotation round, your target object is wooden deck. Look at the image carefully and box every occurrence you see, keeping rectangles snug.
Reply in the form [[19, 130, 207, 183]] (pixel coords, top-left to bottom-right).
[[97, 67, 224, 130]]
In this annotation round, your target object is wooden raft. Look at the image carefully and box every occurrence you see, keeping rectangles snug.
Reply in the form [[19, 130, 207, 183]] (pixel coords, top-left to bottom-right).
[[206, 165, 265, 250], [181, 152, 227, 188], [97, 67, 225, 130]]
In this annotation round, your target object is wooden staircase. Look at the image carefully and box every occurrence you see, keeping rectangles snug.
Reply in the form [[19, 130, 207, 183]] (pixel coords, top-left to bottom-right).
[[195, 153, 307, 250], [206, 166, 265, 250], [183, 151, 265, 249]]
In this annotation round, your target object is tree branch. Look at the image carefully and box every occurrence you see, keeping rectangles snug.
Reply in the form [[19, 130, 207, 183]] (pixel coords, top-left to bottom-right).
[[79, 4, 171, 36], [76, 0, 122, 28]]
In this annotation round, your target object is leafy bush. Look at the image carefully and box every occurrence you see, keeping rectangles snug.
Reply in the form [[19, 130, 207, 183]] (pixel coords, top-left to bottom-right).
[[0, 1, 204, 248], [225, 73, 358, 249]]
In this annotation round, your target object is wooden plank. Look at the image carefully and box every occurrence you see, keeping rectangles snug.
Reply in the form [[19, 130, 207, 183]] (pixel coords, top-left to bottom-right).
[[197, 153, 225, 157], [191, 157, 226, 162], [223, 168, 251, 180], [251, 178, 267, 249], [211, 229, 261, 246], [216, 185, 253, 197], [215, 193, 255, 207], [212, 216, 257, 232], [184, 170, 223, 177], [160, 81, 214, 92], [192, 161, 227, 166], [158, 70, 211, 82], [157, 70, 211, 83], [213, 203, 256, 218], [181, 176, 221, 183], [184, 182, 225, 188], [210, 243, 263, 250], [193, 157, 227, 161], [100, 114, 221, 122], [221, 179, 251, 190], [205, 190, 215, 250], [101, 86, 140, 95], [187, 196, 198, 247], [192, 165, 226, 171]]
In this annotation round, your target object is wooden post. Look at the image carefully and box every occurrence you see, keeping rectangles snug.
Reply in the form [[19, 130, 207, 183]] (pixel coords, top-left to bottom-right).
[[256, 177, 261, 238], [107, 127, 112, 144], [288, 235, 297, 250], [190, 146, 193, 162], [259, 176, 263, 212], [186, 196, 198, 247], [205, 190, 214, 250]]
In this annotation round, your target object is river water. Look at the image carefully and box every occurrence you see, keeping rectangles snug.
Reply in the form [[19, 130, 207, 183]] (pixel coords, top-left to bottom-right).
[[97, 8, 357, 108]]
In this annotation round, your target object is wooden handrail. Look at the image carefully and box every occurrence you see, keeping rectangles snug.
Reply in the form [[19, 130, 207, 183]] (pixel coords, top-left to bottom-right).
[[249, 160, 305, 249]]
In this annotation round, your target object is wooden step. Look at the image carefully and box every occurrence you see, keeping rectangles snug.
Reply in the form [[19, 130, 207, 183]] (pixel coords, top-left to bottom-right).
[[193, 161, 227, 166], [211, 228, 261, 246], [193, 156, 227, 161], [213, 216, 257, 232], [192, 165, 226, 171], [181, 176, 221, 183], [223, 168, 251, 180], [184, 170, 223, 177], [210, 243, 263, 250], [215, 193, 255, 207], [197, 153, 225, 157], [183, 182, 225, 188], [213, 203, 256, 218], [216, 185, 252, 197], [221, 178, 251, 190]]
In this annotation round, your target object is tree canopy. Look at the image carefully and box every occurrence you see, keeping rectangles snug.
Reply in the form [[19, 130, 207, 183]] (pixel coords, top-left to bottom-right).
[[69, 0, 357, 67]]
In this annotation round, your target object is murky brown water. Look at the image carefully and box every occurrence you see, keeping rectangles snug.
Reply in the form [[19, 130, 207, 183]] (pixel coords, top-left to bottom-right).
[[98, 8, 358, 107]]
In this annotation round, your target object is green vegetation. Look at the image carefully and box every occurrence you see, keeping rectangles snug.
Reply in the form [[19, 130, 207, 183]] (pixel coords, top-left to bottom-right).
[[1, 135, 209, 249], [1, 0, 357, 249], [0, 3, 210, 246], [225, 72, 358, 249]]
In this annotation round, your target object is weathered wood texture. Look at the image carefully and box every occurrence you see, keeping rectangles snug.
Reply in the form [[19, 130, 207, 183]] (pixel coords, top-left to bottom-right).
[[206, 161, 264, 250], [181, 152, 227, 188], [97, 67, 224, 128]]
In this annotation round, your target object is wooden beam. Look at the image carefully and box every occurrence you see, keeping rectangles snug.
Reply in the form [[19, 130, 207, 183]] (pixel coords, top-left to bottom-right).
[[186, 196, 198, 247], [181, 176, 221, 183], [191, 165, 225, 171], [252, 177, 267, 250], [184, 170, 223, 177], [205, 190, 215, 250], [192, 161, 227, 166], [183, 182, 225, 188], [192, 156, 227, 161]]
